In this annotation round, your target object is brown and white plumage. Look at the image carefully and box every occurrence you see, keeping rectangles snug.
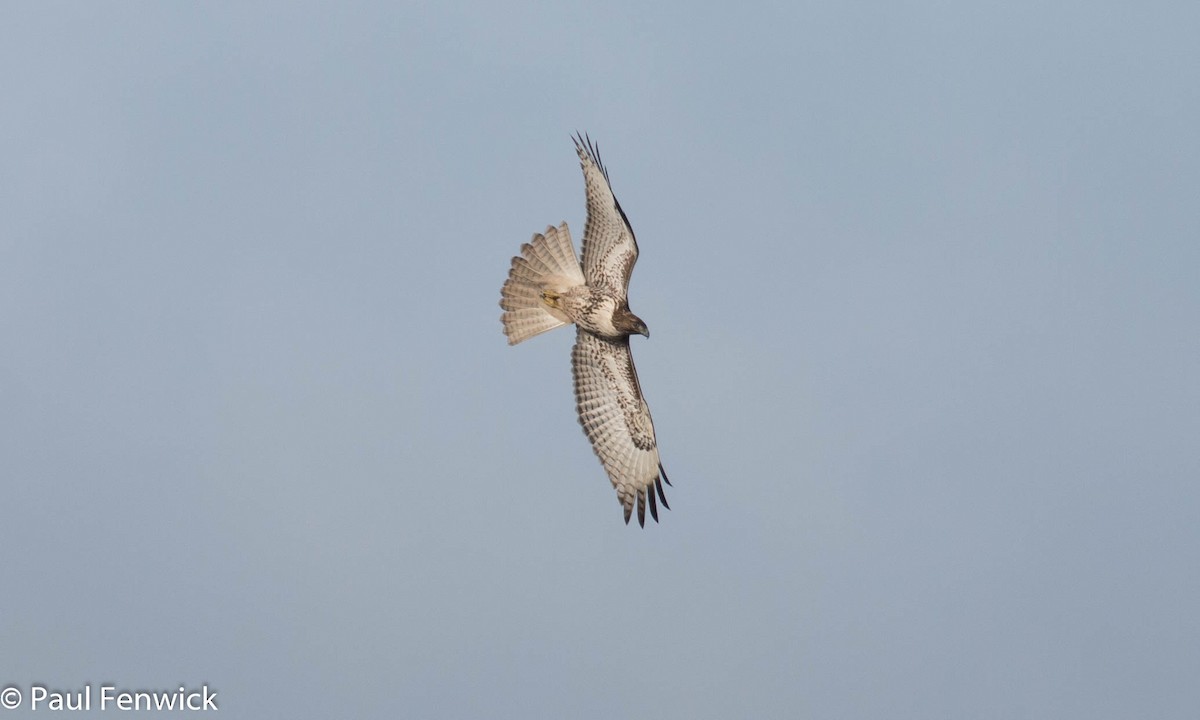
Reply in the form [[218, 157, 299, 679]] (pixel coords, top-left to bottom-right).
[[576, 135, 639, 301], [499, 134, 671, 526], [572, 330, 670, 526]]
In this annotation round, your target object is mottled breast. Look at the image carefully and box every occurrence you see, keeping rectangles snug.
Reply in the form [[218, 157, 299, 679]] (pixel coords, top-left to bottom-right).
[[575, 291, 624, 339]]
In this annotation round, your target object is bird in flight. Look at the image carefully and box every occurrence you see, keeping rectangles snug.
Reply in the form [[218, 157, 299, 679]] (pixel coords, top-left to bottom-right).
[[500, 134, 671, 526]]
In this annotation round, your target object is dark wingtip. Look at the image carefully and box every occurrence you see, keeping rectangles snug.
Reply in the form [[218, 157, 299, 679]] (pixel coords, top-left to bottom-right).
[[648, 485, 659, 523], [636, 489, 646, 528], [659, 463, 672, 487], [655, 475, 670, 510], [570, 131, 610, 182]]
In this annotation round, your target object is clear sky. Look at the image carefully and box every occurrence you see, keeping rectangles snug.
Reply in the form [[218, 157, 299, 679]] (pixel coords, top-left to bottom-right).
[[2, 2, 1198, 718]]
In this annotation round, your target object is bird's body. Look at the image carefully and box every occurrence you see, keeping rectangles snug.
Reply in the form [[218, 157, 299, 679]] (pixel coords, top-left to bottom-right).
[[499, 135, 671, 526], [544, 286, 639, 340]]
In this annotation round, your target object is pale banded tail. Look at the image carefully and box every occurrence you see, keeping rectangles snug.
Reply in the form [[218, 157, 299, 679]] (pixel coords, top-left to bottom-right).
[[500, 222, 585, 345]]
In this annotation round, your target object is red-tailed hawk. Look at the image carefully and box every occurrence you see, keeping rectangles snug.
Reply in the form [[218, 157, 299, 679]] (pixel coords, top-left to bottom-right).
[[499, 134, 671, 526]]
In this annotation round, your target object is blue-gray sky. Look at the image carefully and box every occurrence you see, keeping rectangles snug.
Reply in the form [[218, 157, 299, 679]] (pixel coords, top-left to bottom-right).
[[2, 2, 1198, 718]]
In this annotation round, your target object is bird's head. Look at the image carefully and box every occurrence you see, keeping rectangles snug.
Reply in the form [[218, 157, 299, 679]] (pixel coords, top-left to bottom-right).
[[629, 314, 650, 338], [615, 306, 649, 338]]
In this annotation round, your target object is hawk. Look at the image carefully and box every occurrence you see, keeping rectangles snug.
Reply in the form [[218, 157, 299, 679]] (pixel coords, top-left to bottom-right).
[[499, 134, 671, 526]]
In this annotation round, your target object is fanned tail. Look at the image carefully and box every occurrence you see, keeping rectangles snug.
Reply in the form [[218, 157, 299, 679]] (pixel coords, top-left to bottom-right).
[[500, 223, 585, 345]]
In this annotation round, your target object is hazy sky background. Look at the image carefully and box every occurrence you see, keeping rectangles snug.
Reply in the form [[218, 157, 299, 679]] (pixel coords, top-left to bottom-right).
[[2, 2, 1198, 718]]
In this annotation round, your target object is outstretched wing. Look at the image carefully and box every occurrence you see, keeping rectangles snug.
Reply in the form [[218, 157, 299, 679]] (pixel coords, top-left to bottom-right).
[[574, 133, 639, 301], [571, 329, 670, 526]]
